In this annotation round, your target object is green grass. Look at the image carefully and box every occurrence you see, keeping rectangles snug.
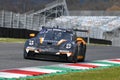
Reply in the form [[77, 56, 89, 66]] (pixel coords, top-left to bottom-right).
[[0, 38, 26, 43], [26, 67, 120, 80], [87, 43, 110, 46]]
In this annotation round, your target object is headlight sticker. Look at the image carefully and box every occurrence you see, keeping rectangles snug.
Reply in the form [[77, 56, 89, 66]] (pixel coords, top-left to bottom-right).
[[66, 43, 72, 49]]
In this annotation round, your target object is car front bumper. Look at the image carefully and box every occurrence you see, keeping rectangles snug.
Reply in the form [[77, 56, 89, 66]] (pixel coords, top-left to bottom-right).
[[25, 46, 73, 61]]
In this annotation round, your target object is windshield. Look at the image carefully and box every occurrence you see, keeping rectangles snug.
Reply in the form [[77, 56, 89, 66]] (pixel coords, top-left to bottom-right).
[[36, 33, 44, 38], [36, 29, 47, 38], [45, 30, 72, 41]]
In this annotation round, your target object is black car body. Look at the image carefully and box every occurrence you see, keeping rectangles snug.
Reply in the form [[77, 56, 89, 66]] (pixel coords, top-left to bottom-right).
[[24, 27, 87, 62]]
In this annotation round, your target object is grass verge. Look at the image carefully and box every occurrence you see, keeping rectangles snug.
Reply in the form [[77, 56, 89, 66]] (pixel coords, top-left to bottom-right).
[[25, 66, 120, 80], [0, 38, 26, 43]]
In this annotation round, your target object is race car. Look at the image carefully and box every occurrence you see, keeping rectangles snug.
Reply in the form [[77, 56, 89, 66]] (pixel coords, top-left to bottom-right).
[[24, 27, 87, 63]]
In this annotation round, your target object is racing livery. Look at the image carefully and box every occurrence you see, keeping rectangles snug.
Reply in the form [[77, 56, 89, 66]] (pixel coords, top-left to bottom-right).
[[24, 27, 87, 63]]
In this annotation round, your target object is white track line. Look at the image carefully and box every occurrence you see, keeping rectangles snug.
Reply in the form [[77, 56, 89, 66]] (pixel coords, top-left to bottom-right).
[[82, 63, 112, 66], [96, 60, 120, 64], [18, 67, 62, 73], [57, 64, 91, 70], [0, 72, 28, 78]]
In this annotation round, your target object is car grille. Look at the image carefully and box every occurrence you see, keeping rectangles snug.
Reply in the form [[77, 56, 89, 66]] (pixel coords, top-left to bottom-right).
[[28, 51, 67, 61]]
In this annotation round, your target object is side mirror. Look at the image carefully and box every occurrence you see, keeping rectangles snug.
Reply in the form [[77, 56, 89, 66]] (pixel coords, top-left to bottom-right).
[[29, 33, 35, 38]]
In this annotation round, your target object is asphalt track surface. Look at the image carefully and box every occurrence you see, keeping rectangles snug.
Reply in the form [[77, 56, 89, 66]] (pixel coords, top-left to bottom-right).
[[0, 43, 120, 70]]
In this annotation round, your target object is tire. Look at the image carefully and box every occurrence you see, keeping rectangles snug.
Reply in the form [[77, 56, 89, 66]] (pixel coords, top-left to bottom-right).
[[78, 43, 86, 62], [71, 43, 86, 62], [23, 49, 29, 59], [68, 44, 79, 63], [72, 44, 79, 63], [67, 43, 86, 63]]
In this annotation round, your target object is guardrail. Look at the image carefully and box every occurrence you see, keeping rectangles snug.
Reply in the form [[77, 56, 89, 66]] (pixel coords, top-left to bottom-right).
[[0, 10, 41, 31]]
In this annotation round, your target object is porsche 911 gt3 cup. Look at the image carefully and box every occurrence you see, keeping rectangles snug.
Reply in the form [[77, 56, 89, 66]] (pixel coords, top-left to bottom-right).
[[24, 27, 87, 63]]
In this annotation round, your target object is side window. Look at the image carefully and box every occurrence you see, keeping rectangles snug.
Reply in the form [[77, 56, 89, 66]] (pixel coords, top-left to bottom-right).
[[37, 33, 44, 38], [62, 32, 72, 40]]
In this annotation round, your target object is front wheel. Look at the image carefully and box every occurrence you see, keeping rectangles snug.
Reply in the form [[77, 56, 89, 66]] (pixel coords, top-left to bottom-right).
[[68, 43, 86, 63], [68, 44, 80, 63], [78, 43, 86, 62], [23, 49, 29, 59]]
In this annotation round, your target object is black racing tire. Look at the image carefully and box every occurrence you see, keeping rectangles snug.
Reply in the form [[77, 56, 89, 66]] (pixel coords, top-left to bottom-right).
[[68, 44, 79, 63], [78, 43, 86, 62], [68, 43, 86, 63], [23, 49, 29, 59], [72, 44, 79, 63]]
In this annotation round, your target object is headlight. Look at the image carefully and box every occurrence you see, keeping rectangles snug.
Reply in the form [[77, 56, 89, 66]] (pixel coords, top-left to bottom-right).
[[66, 43, 72, 49], [29, 40, 34, 46]]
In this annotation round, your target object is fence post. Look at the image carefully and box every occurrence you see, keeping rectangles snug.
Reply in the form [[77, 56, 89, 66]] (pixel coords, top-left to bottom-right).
[[1, 10, 4, 27], [17, 13, 20, 28], [24, 14, 27, 29], [43, 15, 46, 26], [87, 29, 90, 44], [30, 15, 33, 30], [10, 11, 13, 28]]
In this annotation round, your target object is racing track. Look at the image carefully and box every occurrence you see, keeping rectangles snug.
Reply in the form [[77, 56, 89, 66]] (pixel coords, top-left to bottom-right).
[[0, 43, 120, 70]]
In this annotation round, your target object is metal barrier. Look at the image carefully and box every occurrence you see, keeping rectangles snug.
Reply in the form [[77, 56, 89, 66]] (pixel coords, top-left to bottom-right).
[[0, 11, 45, 31]]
